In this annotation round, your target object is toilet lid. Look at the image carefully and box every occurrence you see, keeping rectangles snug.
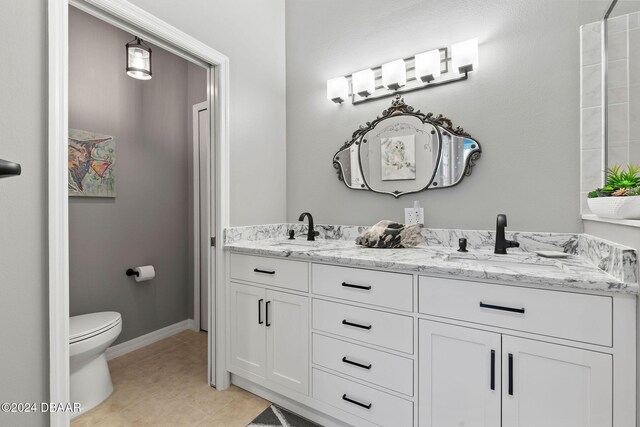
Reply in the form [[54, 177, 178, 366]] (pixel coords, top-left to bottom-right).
[[70, 311, 121, 344]]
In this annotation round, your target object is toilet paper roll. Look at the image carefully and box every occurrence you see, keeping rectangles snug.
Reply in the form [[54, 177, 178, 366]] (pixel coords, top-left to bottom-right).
[[133, 265, 155, 282]]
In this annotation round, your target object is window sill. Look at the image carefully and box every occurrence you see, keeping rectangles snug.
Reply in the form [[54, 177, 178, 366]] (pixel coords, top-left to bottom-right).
[[582, 214, 640, 228]]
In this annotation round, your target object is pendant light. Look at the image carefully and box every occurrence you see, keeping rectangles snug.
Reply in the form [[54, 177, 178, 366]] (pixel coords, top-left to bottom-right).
[[126, 37, 152, 80]]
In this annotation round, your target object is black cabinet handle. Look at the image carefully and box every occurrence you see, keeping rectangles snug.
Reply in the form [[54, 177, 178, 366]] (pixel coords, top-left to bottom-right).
[[342, 319, 372, 330], [258, 299, 264, 325], [342, 357, 372, 370], [265, 301, 271, 327], [490, 350, 495, 391], [508, 353, 514, 396], [341, 282, 372, 290], [480, 302, 525, 314], [342, 394, 372, 409], [254, 268, 275, 275]]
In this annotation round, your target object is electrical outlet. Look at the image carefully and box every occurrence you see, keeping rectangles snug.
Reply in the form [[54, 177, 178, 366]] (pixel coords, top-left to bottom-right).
[[416, 208, 424, 225], [405, 208, 417, 225]]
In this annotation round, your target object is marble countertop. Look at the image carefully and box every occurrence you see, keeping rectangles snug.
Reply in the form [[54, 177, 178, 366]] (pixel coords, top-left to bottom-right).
[[225, 237, 639, 295]]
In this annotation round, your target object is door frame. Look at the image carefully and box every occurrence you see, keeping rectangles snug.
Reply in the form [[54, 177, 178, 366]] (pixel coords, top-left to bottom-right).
[[48, 1, 230, 425]]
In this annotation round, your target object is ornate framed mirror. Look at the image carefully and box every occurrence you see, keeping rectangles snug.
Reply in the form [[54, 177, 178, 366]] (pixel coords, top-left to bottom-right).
[[333, 95, 481, 197]]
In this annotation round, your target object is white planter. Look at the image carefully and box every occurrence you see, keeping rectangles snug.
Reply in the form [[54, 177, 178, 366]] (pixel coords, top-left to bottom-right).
[[587, 195, 640, 219]]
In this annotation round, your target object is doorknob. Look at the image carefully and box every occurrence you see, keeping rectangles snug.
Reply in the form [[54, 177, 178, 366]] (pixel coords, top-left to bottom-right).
[[0, 159, 21, 178]]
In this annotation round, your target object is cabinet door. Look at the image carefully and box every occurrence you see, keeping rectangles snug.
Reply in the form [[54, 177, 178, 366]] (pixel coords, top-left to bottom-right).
[[266, 289, 309, 395], [229, 282, 266, 377], [502, 336, 612, 427], [419, 320, 501, 427]]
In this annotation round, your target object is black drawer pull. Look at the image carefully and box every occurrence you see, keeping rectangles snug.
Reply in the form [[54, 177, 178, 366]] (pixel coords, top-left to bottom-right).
[[254, 268, 275, 275], [342, 357, 372, 370], [508, 353, 514, 396], [480, 302, 525, 314], [258, 299, 264, 325], [490, 350, 495, 390], [341, 282, 372, 290], [342, 394, 372, 409], [342, 319, 372, 330], [265, 301, 271, 327]]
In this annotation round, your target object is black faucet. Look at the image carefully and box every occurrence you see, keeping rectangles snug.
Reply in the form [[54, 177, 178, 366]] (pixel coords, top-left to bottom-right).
[[494, 214, 520, 254], [299, 212, 320, 241]]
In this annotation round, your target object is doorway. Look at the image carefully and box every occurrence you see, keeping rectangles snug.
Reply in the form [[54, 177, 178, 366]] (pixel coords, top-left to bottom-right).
[[49, 1, 230, 425]]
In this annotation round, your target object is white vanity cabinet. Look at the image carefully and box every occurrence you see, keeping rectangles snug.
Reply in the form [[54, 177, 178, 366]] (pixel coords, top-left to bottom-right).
[[418, 320, 612, 427], [418, 320, 502, 427], [226, 251, 635, 427], [501, 336, 612, 427], [228, 254, 310, 396], [419, 276, 617, 427]]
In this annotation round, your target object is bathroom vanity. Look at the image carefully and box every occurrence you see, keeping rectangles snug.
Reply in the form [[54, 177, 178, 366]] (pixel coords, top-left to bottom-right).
[[224, 224, 638, 427]]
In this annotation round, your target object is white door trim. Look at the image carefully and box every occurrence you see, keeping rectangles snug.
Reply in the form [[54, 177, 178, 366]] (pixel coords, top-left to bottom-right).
[[48, 1, 230, 425]]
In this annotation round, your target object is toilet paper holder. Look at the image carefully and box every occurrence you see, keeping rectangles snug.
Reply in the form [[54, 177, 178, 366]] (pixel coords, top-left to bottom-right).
[[126, 268, 139, 277]]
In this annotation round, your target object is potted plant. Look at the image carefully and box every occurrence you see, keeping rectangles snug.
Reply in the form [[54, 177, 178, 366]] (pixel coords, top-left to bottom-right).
[[587, 164, 640, 219]]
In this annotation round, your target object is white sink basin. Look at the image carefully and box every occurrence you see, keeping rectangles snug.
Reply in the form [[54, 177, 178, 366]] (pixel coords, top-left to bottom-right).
[[446, 254, 562, 272]]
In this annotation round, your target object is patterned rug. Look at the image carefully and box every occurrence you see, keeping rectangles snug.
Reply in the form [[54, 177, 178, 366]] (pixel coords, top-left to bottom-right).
[[247, 404, 322, 427]]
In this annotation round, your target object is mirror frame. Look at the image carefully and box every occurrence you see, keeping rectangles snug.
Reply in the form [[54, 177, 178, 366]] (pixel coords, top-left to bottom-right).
[[333, 95, 482, 197]]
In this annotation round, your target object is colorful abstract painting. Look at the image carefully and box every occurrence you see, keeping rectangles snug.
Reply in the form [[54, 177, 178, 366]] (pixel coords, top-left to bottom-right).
[[68, 129, 116, 197]]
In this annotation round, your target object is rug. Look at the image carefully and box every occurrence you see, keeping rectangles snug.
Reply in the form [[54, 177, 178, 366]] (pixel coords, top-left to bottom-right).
[[246, 404, 322, 427]]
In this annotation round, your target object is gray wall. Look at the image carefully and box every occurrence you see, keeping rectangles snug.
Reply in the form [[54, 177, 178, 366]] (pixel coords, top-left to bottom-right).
[[68, 8, 205, 343], [286, 0, 602, 232], [128, 0, 288, 226], [0, 1, 48, 425]]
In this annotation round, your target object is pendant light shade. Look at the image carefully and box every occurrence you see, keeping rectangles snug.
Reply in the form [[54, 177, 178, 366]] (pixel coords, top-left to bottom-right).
[[126, 37, 152, 80]]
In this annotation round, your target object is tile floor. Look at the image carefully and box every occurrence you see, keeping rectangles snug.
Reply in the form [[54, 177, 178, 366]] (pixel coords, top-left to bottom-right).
[[72, 330, 271, 426]]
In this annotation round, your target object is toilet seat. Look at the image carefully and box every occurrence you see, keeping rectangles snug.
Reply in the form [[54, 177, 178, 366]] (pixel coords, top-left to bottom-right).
[[70, 312, 122, 344]]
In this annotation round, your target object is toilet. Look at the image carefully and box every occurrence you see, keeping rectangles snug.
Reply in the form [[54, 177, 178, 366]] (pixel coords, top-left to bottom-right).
[[70, 311, 122, 416]]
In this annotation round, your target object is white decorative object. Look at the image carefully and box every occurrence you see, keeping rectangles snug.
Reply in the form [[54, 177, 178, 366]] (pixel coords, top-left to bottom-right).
[[326, 76, 349, 103], [452, 38, 479, 73], [587, 196, 640, 219], [381, 59, 406, 90], [415, 49, 441, 83], [352, 69, 375, 97]]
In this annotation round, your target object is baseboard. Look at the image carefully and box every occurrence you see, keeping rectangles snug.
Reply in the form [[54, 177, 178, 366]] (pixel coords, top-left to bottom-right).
[[106, 319, 194, 360]]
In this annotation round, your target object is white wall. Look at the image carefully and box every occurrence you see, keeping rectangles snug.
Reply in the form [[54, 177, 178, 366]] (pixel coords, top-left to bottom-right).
[[128, 0, 287, 226], [286, 0, 603, 232], [0, 1, 48, 425]]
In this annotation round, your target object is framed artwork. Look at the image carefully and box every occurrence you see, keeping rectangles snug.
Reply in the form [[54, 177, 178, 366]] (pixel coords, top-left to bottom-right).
[[380, 134, 416, 181], [68, 129, 116, 197]]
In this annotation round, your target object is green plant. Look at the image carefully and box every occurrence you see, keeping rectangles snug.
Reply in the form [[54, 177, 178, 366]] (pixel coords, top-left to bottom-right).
[[628, 186, 640, 196], [606, 164, 640, 189], [588, 191, 599, 198]]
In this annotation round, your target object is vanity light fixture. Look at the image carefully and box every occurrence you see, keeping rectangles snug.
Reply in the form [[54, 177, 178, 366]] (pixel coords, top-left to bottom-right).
[[326, 76, 349, 103], [451, 38, 479, 73], [327, 37, 478, 105], [381, 59, 407, 90], [126, 36, 152, 80], [415, 49, 441, 83], [352, 69, 376, 97]]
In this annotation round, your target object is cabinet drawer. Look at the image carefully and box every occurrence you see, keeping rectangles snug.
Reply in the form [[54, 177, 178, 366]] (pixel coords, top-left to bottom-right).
[[419, 276, 612, 346], [313, 333, 413, 396], [230, 253, 309, 292], [313, 299, 413, 354], [313, 369, 413, 427], [312, 264, 413, 311]]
